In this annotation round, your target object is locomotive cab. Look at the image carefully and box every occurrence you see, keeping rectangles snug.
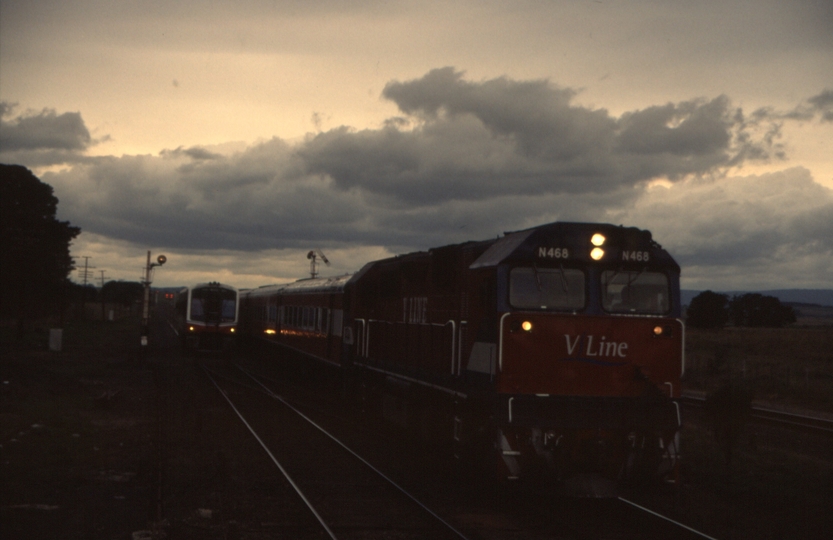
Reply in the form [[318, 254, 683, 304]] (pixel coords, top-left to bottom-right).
[[468, 223, 683, 487]]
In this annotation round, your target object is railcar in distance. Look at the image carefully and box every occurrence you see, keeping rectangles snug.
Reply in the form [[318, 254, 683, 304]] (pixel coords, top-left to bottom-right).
[[175, 282, 239, 352]]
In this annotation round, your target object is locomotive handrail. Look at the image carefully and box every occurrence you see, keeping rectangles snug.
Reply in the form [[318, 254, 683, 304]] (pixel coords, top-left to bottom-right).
[[457, 321, 467, 376], [678, 318, 686, 378], [357, 317, 461, 373], [365, 319, 374, 358], [498, 312, 512, 371], [445, 320, 456, 374], [354, 318, 367, 357]]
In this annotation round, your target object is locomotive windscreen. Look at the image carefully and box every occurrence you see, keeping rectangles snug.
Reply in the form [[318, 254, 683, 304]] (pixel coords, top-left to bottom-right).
[[509, 267, 585, 310], [601, 270, 669, 314], [190, 288, 237, 323]]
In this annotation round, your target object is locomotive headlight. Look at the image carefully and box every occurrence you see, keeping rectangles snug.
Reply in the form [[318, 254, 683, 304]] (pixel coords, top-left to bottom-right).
[[510, 320, 534, 333], [590, 247, 605, 260], [653, 325, 673, 337], [230, 327, 235, 333], [591, 233, 606, 246], [188, 326, 195, 332]]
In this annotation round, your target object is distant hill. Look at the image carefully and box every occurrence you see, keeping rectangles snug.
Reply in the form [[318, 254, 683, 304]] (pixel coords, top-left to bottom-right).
[[681, 289, 833, 307]]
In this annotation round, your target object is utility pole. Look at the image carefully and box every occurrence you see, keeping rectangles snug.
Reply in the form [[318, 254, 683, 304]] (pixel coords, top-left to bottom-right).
[[77, 256, 95, 318], [140, 251, 167, 354], [98, 270, 109, 321]]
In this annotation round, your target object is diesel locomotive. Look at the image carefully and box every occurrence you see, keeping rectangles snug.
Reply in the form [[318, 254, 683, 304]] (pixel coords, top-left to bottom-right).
[[239, 222, 683, 489]]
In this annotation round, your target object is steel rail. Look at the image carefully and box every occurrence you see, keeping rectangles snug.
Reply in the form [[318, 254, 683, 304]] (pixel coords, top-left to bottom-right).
[[201, 366, 339, 540], [235, 363, 472, 540], [618, 497, 721, 540], [679, 394, 833, 434], [748, 405, 833, 433]]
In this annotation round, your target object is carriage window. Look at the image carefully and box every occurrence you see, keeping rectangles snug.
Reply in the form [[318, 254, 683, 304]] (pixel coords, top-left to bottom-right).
[[601, 270, 669, 314], [509, 267, 585, 310]]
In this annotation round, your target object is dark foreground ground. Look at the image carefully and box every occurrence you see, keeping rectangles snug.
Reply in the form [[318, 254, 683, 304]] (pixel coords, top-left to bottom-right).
[[2, 317, 832, 539], [1, 319, 159, 539]]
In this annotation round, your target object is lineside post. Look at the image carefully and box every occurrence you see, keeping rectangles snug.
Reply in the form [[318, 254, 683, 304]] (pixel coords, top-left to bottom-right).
[[140, 251, 167, 357]]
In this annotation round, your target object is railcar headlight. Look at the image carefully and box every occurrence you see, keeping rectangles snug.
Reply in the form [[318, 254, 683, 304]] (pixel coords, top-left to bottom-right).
[[265, 329, 276, 335], [591, 233, 606, 246], [189, 326, 195, 332], [521, 320, 533, 332], [230, 327, 235, 333], [590, 247, 605, 260]]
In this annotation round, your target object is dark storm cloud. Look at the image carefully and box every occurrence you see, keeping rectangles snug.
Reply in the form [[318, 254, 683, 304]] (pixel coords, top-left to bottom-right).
[[160, 145, 223, 161], [0, 102, 97, 166], [806, 89, 833, 122], [45, 140, 379, 251], [0, 103, 92, 151], [34, 69, 833, 289], [301, 68, 777, 206], [613, 167, 833, 288], [750, 88, 833, 125]]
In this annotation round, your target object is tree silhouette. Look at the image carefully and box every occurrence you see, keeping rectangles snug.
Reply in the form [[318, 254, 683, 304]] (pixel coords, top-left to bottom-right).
[[102, 281, 144, 307], [686, 290, 730, 329], [729, 293, 796, 328], [1, 164, 80, 335]]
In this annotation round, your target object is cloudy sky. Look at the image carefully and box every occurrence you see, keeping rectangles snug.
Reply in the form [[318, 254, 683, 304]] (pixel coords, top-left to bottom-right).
[[2, 0, 832, 291]]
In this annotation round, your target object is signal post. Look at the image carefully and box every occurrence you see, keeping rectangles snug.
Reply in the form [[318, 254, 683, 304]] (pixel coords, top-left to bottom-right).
[[140, 251, 167, 354]]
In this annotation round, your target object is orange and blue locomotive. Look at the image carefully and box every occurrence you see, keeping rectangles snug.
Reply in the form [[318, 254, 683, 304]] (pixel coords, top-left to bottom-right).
[[240, 222, 683, 490]]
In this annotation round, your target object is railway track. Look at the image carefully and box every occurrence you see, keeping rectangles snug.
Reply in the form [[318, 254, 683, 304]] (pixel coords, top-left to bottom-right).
[[680, 393, 833, 435], [200, 361, 471, 539], [187, 355, 723, 540]]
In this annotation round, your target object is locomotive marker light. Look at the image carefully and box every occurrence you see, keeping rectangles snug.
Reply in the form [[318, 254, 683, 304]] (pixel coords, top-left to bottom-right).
[[590, 232, 606, 260]]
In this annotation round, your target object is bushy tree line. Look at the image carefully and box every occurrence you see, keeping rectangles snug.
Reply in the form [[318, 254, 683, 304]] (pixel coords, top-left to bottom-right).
[[62, 281, 144, 306], [1, 164, 80, 334], [101, 281, 144, 306], [687, 290, 796, 329]]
